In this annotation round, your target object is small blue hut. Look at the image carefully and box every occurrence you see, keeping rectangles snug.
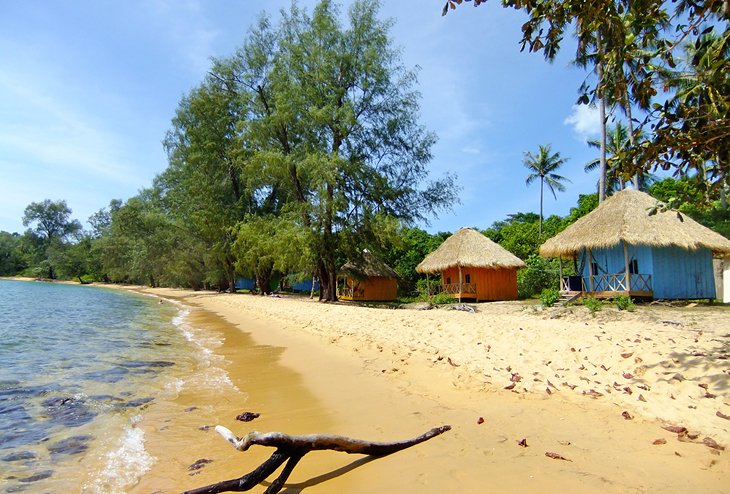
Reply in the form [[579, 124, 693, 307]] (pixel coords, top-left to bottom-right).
[[539, 190, 730, 300]]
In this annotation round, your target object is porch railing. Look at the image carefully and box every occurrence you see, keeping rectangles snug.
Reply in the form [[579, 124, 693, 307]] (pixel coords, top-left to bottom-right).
[[441, 282, 476, 295], [565, 273, 652, 293], [338, 286, 364, 299]]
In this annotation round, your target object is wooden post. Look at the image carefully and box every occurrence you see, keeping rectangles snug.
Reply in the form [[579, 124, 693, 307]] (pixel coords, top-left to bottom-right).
[[623, 241, 631, 293], [458, 265, 463, 303], [558, 257, 564, 291], [587, 248, 594, 293]]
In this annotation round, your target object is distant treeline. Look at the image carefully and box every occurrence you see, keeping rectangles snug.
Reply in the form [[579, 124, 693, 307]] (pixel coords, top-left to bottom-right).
[[2, 177, 727, 300]]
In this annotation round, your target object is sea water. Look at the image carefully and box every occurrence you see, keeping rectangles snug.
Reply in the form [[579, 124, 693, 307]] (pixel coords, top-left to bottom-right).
[[0, 280, 212, 493]]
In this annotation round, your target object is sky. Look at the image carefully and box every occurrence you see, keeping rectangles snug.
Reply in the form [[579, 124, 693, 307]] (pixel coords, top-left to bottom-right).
[[0, 0, 608, 236]]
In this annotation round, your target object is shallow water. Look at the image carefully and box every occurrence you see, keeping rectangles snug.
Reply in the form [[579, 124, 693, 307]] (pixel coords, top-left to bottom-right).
[[0, 280, 208, 493]]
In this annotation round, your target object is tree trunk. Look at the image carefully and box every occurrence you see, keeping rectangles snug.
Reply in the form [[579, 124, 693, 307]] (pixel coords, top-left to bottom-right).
[[597, 33, 607, 203], [539, 177, 544, 235], [184, 425, 451, 494]]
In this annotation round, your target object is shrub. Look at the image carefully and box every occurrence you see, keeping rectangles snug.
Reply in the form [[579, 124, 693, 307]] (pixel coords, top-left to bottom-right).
[[518, 254, 558, 298], [539, 288, 561, 307], [416, 278, 442, 298], [614, 295, 635, 312], [429, 292, 456, 305], [583, 296, 603, 316]]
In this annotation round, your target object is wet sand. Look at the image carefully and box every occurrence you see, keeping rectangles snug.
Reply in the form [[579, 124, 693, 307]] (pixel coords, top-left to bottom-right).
[[118, 288, 728, 493]]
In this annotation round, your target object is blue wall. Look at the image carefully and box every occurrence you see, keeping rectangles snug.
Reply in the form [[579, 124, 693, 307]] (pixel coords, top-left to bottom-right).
[[235, 277, 256, 290], [651, 246, 715, 299], [579, 244, 716, 299]]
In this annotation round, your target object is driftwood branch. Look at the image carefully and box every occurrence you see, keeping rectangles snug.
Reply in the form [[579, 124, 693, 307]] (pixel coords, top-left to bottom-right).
[[184, 425, 451, 494]]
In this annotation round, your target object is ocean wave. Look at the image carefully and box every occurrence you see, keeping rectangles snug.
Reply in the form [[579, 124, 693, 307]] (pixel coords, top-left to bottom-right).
[[83, 415, 154, 494]]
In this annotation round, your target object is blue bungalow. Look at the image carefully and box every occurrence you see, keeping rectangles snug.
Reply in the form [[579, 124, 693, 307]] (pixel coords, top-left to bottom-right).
[[539, 190, 730, 300]]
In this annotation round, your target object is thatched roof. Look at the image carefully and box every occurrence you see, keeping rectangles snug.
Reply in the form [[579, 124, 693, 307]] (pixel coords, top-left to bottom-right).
[[539, 189, 730, 258], [339, 250, 399, 280], [416, 228, 525, 273]]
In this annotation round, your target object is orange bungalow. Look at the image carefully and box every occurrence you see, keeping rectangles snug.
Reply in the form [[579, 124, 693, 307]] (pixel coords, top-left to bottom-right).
[[338, 251, 399, 302], [416, 228, 525, 301]]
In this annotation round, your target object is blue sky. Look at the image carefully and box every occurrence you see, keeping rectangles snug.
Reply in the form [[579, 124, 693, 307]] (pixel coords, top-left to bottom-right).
[[0, 0, 606, 236]]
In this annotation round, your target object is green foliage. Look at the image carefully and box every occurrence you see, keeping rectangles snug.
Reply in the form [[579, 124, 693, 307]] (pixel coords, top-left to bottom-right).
[[0, 232, 25, 276], [428, 291, 456, 305], [539, 288, 561, 307], [614, 295, 635, 312], [415, 277, 442, 299], [583, 296, 603, 316], [518, 254, 558, 299]]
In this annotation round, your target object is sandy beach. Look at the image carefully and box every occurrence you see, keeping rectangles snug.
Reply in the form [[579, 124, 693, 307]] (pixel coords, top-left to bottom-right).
[[122, 288, 729, 493]]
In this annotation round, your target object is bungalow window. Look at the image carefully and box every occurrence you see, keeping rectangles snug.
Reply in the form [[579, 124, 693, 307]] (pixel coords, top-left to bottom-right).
[[629, 259, 639, 274], [446, 277, 451, 284], [465, 274, 471, 284]]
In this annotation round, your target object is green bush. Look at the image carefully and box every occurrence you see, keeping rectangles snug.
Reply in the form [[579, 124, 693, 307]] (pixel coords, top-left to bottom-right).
[[517, 254, 558, 298], [614, 295, 635, 311], [416, 277, 442, 298], [539, 288, 561, 307], [583, 296, 603, 316], [429, 292, 456, 305]]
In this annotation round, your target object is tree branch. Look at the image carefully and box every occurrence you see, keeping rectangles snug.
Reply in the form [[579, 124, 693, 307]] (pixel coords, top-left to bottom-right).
[[185, 425, 451, 494]]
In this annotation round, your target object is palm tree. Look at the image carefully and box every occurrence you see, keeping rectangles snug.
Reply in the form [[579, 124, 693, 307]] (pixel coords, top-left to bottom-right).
[[523, 144, 571, 235], [585, 122, 652, 195]]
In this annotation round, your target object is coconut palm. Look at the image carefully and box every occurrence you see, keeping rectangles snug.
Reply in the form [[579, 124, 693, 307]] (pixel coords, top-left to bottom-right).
[[523, 144, 571, 235], [585, 122, 652, 195]]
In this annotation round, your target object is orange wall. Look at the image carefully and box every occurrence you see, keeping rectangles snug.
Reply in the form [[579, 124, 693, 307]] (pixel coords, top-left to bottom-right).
[[344, 276, 398, 301], [441, 267, 518, 301]]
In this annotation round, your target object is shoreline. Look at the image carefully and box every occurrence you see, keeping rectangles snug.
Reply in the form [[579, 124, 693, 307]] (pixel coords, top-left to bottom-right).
[[124, 286, 728, 492]]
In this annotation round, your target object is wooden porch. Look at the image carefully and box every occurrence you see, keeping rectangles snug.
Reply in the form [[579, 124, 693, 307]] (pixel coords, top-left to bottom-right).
[[560, 273, 653, 299]]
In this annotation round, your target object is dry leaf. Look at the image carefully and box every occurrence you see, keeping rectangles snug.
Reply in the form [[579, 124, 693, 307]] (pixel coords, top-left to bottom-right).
[[477, 416, 485, 425], [662, 425, 687, 434], [621, 352, 634, 358], [653, 438, 667, 445], [622, 411, 633, 420], [517, 438, 528, 448], [504, 383, 516, 390], [716, 411, 730, 421], [702, 437, 725, 451], [545, 451, 572, 461], [622, 372, 634, 379]]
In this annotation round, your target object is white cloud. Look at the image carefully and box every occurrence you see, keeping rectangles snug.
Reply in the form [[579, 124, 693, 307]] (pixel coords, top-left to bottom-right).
[[564, 104, 601, 140]]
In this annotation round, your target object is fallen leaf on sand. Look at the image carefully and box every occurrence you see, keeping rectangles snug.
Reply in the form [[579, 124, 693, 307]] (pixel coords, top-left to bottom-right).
[[546, 387, 552, 395], [584, 389, 603, 398], [235, 412, 260, 422], [638, 394, 647, 402], [511, 372, 522, 382], [702, 437, 725, 451], [622, 411, 633, 420], [518, 438, 528, 447], [622, 372, 634, 379], [623, 386, 633, 395], [504, 383, 516, 390], [653, 438, 667, 445], [447, 357, 460, 367], [601, 364, 610, 371], [716, 411, 730, 421], [545, 452, 572, 461], [188, 458, 213, 471], [698, 383, 708, 389], [621, 352, 634, 359], [477, 417, 485, 425], [662, 425, 687, 434]]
